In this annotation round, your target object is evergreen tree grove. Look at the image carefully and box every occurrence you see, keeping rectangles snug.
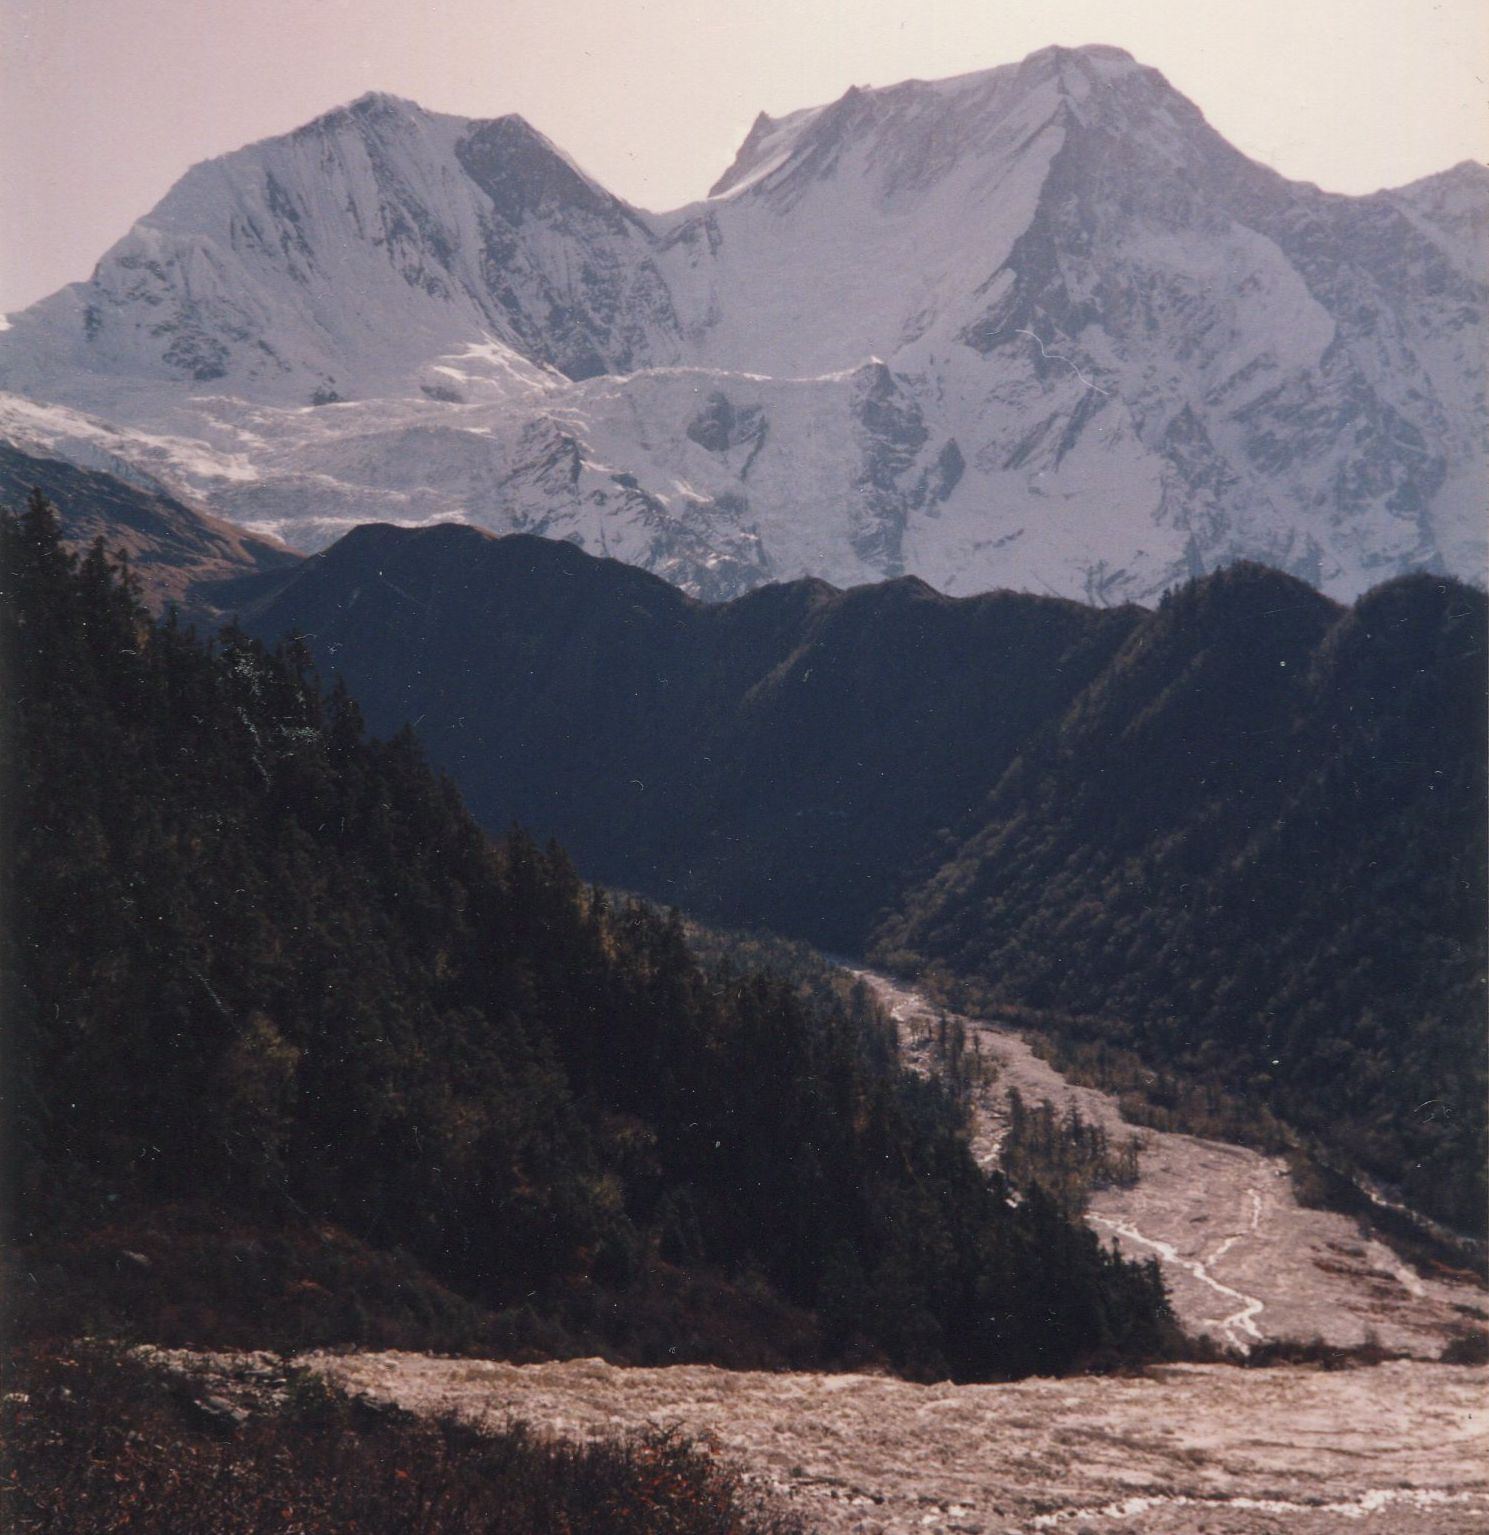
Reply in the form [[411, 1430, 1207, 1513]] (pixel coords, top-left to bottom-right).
[[1, 495, 1173, 1379]]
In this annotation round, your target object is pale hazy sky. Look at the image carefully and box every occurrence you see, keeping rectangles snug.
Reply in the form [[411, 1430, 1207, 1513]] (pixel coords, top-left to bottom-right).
[[2, 0, 1486, 313]]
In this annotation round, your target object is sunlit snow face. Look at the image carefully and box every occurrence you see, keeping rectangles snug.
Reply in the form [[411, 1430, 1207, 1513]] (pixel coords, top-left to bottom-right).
[[3, 0, 1487, 313], [0, 28, 1482, 607]]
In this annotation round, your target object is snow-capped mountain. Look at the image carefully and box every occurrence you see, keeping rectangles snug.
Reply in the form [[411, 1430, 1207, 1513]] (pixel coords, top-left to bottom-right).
[[2, 44, 1485, 602]]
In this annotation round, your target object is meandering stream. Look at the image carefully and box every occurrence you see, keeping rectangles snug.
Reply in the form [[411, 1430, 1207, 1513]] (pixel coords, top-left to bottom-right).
[[849, 968, 1483, 1356]]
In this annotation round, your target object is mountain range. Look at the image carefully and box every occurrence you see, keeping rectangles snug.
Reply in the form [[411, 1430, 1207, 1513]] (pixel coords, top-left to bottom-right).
[[3, 44, 1485, 603]]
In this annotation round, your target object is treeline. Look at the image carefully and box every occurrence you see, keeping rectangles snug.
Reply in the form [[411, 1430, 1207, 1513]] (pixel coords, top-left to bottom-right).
[[1, 493, 1172, 1380]]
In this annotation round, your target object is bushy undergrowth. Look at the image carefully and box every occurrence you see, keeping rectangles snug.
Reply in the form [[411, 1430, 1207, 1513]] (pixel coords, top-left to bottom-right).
[[6, 1193, 824, 1372], [1238, 1335, 1402, 1371], [5, 1195, 503, 1357], [2, 1344, 809, 1535], [1440, 1330, 1489, 1366]]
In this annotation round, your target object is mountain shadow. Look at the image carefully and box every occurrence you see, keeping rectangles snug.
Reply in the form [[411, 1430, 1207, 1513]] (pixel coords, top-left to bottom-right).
[[4, 492, 1172, 1379]]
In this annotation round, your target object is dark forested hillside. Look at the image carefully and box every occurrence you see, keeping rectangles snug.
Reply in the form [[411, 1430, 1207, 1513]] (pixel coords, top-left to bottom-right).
[[237, 521, 1140, 947], [1, 494, 1171, 1379], [237, 527, 1488, 1239], [876, 564, 1489, 1235]]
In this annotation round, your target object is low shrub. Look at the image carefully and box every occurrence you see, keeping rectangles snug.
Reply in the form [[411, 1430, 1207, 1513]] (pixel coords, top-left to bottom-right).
[[1440, 1330, 1489, 1366], [2, 1342, 810, 1535]]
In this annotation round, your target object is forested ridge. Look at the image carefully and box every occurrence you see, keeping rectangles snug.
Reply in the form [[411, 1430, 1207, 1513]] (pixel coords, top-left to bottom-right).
[[1, 493, 1172, 1380], [876, 563, 1488, 1236], [234, 521, 1140, 951], [238, 524, 1488, 1241]]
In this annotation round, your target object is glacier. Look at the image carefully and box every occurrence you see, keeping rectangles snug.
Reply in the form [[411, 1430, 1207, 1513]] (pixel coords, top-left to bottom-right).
[[1, 43, 1485, 603]]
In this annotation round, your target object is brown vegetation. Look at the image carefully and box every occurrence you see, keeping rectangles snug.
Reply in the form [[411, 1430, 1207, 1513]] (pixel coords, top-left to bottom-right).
[[1, 1343, 809, 1535]]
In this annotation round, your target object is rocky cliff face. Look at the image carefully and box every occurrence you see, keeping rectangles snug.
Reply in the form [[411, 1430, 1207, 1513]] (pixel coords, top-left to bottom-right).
[[2, 45, 1484, 602]]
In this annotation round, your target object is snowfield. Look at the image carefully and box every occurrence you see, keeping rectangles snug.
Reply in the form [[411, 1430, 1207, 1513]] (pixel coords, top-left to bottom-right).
[[2, 45, 1484, 604]]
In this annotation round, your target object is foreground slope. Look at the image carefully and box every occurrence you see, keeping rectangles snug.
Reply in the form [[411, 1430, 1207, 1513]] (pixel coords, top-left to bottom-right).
[[2, 45, 1484, 600], [303, 1352, 1489, 1534]]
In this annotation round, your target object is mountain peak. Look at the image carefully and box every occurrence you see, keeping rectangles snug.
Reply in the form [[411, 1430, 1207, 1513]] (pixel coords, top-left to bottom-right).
[[1022, 42, 1139, 67], [1008, 42, 1188, 121], [346, 89, 426, 115], [706, 44, 1192, 206], [295, 90, 432, 139]]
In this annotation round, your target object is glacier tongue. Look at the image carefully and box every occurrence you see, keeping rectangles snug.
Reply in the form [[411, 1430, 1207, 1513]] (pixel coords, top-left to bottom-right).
[[1, 45, 1484, 604]]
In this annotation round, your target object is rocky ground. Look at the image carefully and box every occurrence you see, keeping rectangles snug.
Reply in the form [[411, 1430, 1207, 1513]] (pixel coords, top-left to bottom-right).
[[854, 969, 1485, 1357], [281, 1351, 1487, 1534]]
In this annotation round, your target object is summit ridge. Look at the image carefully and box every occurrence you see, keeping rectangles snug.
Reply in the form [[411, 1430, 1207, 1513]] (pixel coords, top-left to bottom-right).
[[1, 45, 1483, 604]]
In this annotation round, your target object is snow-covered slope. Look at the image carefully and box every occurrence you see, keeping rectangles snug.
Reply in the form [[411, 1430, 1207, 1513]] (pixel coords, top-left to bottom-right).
[[2, 45, 1484, 602], [0, 93, 679, 407]]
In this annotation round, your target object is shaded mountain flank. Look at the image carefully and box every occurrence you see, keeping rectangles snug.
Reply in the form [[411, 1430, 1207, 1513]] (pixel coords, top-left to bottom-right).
[[0, 444, 299, 621], [240, 524, 1488, 1236]]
